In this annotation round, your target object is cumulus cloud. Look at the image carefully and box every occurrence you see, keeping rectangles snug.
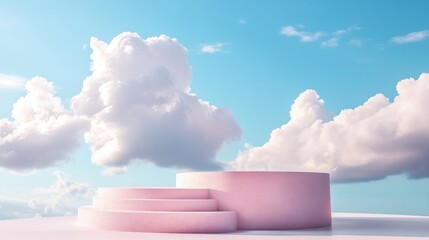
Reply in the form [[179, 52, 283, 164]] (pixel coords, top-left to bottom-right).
[[230, 73, 429, 183], [0, 77, 88, 171], [0, 33, 239, 172], [391, 30, 429, 44], [280, 25, 324, 42], [0, 73, 27, 90], [72, 32, 241, 170], [0, 171, 93, 220], [200, 43, 226, 53]]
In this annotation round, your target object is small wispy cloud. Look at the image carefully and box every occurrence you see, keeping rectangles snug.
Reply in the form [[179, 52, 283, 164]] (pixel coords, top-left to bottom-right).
[[280, 25, 324, 42], [281, 25, 361, 47], [321, 37, 339, 47], [239, 19, 247, 24], [333, 25, 361, 37], [324, 25, 360, 47], [200, 43, 227, 53], [102, 166, 128, 176], [349, 38, 364, 47], [0, 73, 27, 90], [391, 30, 429, 44], [0, 171, 94, 220]]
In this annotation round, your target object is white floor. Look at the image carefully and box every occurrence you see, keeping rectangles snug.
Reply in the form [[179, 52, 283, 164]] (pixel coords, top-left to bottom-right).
[[0, 213, 428, 240]]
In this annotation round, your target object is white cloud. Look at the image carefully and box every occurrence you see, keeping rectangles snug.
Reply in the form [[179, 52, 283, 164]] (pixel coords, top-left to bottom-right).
[[230, 73, 429, 183], [33, 171, 94, 199], [333, 25, 361, 37], [324, 26, 360, 47], [322, 37, 339, 47], [72, 32, 241, 170], [0, 33, 240, 173], [0, 73, 27, 90], [239, 19, 247, 24], [0, 197, 41, 220], [0, 77, 88, 171], [391, 30, 429, 44], [281, 25, 360, 47], [280, 25, 324, 42], [102, 166, 128, 176], [201, 43, 226, 53], [0, 171, 93, 220], [349, 38, 364, 47]]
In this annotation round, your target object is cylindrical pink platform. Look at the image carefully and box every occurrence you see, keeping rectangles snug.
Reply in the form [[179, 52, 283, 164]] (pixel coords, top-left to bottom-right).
[[176, 171, 331, 230]]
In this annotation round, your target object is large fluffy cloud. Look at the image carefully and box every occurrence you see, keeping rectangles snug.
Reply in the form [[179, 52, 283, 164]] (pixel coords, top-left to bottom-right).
[[230, 73, 429, 183], [72, 32, 241, 170], [0, 33, 240, 172], [0, 77, 87, 171]]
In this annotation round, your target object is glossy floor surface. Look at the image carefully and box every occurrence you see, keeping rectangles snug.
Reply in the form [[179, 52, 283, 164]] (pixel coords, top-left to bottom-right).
[[1, 213, 428, 240]]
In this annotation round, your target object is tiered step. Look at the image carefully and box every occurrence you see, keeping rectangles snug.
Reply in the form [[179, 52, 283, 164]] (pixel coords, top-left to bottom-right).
[[78, 206, 237, 233], [92, 197, 218, 211], [96, 187, 209, 199], [78, 188, 237, 233]]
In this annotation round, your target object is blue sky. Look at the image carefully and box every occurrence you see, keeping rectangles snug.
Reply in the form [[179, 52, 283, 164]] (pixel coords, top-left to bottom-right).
[[0, 0, 428, 218]]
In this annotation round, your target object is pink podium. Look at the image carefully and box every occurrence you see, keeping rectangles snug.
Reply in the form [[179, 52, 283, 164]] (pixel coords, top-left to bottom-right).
[[177, 171, 331, 230], [78, 171, 331, 233]]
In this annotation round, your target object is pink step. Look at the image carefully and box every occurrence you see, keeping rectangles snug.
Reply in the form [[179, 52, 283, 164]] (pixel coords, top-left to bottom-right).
[[96, 188, 209, 199], [92, 197, 218, 211], [78, 206, 237, 233]]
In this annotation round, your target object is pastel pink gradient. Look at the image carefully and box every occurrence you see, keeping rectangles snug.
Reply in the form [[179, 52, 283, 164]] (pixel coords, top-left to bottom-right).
[[78, 171, 331, 233], [177, 171, 332, 230]]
